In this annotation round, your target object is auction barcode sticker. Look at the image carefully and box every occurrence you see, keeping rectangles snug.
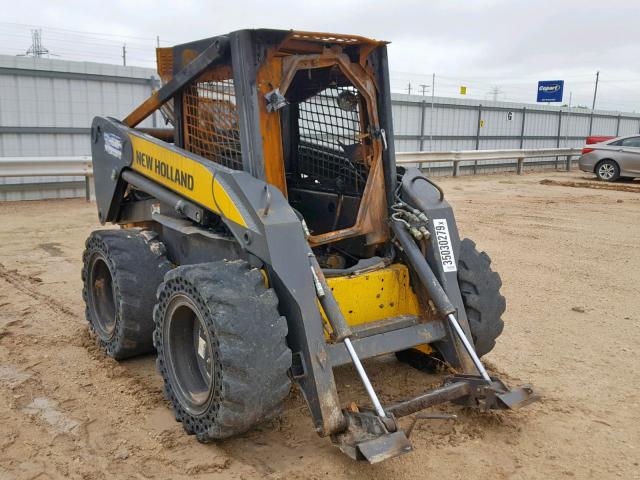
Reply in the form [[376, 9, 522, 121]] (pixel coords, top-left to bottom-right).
[[433, 218, 457, 272]]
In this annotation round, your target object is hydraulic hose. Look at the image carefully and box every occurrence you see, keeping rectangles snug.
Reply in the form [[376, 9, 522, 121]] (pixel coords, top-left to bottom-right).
[[391, 218, 455, 316]]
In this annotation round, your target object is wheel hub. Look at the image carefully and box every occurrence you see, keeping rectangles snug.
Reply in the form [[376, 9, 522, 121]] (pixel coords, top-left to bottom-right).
[[164, 294, 216, 416], [88, 254, 117, 339], [599, 163, 615, 180]]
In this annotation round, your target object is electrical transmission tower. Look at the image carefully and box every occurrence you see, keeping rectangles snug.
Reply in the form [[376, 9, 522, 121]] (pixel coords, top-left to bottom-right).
[[489, 85, 503, 102], [25, 29, 50, 58]]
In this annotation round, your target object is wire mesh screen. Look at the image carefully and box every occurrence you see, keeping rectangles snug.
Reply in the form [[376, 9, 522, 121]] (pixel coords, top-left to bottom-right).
[[297, 85, 368, 194], [183, 79, 243, 170]]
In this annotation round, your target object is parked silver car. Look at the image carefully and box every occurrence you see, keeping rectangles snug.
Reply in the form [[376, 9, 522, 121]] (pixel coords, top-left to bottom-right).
[[579, 135, 640, 181]]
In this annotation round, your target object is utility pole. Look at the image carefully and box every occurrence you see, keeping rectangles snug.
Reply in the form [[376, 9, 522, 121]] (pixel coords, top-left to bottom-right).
[[429, 73, 435, 151], [419, 84, 429, 96], [156, 35, 160, 48], [122, 44, 127, 66], [565, 91, 573, 146], [406, 82, 412, 95], [592, 70, 599, 110]]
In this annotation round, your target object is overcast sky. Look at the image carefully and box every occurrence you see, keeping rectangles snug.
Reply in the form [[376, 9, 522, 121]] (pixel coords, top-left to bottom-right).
[[1, 0, 638, 111]]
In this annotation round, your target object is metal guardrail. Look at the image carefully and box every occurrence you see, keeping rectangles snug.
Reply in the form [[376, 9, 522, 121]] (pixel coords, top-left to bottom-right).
[[396, 147, 583, 176], [0, 147, 584, 201], [0, 156, 93, 200], [0, 156, 93, 177]]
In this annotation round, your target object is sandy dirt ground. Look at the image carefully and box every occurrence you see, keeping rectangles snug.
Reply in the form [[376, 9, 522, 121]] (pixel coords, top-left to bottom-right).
[[0, 170, 639, 480]]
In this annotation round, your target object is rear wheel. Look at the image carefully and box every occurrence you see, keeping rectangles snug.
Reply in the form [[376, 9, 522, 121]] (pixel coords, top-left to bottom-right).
[[82, 229, 171, 359], [153, 260, 291, 441], [397, 238, 505, 371], [595, 159, 620, 182]]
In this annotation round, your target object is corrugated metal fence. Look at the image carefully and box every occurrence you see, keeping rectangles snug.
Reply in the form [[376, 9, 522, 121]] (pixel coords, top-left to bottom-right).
[[0, 55, 159, 201], [392, 93, 640, 152], [2, 55, 640, 200], [391, 93, 640, 175]]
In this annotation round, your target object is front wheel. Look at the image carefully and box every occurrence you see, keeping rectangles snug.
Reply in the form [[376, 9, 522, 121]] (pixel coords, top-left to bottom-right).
[[153, 260, 291, 441], [595, 160, 620, 182]]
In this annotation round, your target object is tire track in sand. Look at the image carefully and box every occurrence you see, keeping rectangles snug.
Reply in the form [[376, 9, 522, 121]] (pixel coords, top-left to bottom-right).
[[0, 262, 76, 317]]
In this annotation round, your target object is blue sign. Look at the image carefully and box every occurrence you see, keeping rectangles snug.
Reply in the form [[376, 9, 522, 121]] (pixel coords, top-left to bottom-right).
[[537, 80, 564, 102]]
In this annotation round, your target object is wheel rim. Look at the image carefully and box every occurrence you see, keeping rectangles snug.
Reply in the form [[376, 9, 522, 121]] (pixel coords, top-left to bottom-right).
[[598, 163, 615, 180], [164, 294, 215, 416], [88, 254, 117, 339]]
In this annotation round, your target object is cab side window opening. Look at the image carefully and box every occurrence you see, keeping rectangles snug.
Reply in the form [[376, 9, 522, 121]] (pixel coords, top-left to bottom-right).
[[281, 66, 372, 237]]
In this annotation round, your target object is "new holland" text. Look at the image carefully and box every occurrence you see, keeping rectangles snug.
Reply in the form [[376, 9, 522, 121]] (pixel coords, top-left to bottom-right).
[[135, 151, 195, 191]]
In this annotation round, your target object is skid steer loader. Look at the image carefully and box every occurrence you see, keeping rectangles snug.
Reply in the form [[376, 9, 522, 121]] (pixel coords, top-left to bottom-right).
[[83, 29, 538, 463]]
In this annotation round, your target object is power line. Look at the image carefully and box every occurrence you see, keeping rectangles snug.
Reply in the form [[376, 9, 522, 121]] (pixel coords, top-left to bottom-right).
[[0, 46, 155, 65], [0, 21, 176, 43], [0, 22, 638, 111], [0, 27, 160, 52], [390, 77, 639, 110], [0, 22, 171, 67]]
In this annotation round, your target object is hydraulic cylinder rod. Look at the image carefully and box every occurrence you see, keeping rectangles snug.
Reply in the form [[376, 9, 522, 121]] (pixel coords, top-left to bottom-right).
[[308, 251, 386, 418], [447, 313, 491, 382], [344, 337, 387, 418], [390, 219, 455, 316], [309, 254, 352, 341], [392, 217, 491, 382]]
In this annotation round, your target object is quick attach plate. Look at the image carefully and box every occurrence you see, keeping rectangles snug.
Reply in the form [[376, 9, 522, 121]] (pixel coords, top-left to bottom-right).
[[331, 410, 412, 464], [444, 374, 540, 410]]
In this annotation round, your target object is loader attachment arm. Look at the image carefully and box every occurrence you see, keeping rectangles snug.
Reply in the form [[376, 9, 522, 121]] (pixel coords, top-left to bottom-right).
[[92, 117, 349, 435]]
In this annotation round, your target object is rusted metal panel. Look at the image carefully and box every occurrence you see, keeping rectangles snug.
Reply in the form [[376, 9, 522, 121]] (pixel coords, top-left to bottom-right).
[[256, 52, 287, 194]]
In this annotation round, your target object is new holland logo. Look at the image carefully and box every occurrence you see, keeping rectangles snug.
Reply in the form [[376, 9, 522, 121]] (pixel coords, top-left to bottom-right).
[[135, 151, 195, 191], [539, 84, 562, 92]]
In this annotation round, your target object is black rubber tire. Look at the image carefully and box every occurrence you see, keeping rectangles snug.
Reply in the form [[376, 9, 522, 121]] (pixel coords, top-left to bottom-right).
[[595, 159, 620, 182], [457, 238, 505, 356], [397, 238, 505, 370], [153, 260, 291, 441], [82, 229, 171, 359]]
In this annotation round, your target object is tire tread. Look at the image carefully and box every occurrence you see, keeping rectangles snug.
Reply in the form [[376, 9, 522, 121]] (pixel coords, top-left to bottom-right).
[[154, 260, 291, 441], [81, 228, 171, 359]]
